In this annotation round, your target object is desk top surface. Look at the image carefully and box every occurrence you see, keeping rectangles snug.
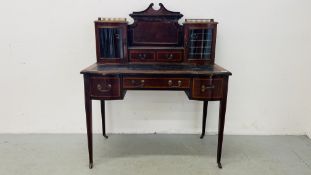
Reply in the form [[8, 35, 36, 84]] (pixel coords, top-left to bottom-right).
[[81, 63, 232, 76]]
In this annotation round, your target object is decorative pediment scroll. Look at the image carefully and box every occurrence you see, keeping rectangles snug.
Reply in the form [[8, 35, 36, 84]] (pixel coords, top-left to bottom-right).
[[129, 3, 183, 21]]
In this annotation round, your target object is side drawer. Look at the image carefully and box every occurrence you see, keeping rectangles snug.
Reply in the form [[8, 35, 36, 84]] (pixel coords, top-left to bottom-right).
[[157, 51, 183, 62], [129, 50, 155, 62], [192, 78, 224, 99], [123, 77, 190, 89], [90, 77, 121, 98]]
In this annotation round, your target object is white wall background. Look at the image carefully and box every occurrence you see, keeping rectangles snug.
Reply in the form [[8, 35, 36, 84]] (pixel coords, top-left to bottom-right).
[[0, 0, 311, 135]]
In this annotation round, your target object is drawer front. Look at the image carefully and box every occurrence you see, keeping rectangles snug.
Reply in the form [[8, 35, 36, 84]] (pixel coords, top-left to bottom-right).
[[129, 50, 155, 62], [90, 77, 121, 98], [123, 77, 190, 89], [192, 78, 224, 99], [157, 51, 183, 62]]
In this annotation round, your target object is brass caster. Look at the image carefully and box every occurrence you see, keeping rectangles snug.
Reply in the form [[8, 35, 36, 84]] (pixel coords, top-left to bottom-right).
[[89, 163, 93, 169], [217, 162, 222, 169]]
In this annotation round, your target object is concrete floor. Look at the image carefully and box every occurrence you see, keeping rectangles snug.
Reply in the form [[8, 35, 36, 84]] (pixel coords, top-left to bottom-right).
[[0, 135, 310, 175]]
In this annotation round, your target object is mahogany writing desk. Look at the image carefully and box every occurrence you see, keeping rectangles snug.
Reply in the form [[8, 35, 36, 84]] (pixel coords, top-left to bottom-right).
[[81, 3, 232, 169]]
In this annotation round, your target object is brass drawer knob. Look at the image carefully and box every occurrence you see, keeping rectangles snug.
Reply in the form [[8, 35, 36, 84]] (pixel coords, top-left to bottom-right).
[[97, 83, 112, 92], [166, 53, 173, 60], [168, 80, 182, 88]]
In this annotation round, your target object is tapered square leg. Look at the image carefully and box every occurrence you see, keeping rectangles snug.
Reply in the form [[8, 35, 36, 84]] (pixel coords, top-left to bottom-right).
[[200, 101, 208, 139], [84, 76, 93, 169], [217, 99, 227, 169], [85, 100, 93, 169], [100, 100, 108, 139]]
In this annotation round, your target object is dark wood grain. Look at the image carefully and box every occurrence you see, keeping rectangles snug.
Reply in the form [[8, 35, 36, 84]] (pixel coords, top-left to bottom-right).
[[90, 77, 121, 99], [191, 78, 224, 100], [100, 100, 108, 138], [200, 101, 208, 139], [156, 50, 183, 62], [123, 77, 190, 89], [129, 49, 184, 63], [128, 3, 183, 47], [83, 75, 93, 169], [217, 76, 229, 169], [129, 50, 156, 62], [83, 3, 231, 169]]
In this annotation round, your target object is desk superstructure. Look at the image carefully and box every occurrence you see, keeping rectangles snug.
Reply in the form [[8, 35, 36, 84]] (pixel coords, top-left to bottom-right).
[[81, 3, 232, 169]]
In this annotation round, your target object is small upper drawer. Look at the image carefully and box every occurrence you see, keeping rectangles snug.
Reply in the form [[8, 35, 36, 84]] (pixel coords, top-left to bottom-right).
[[123, 77, 190, 89], [90, 77, 121, 98], [129, 50, 155, 62], [157, 51, 183, 62], [192, 78, 224, 99]]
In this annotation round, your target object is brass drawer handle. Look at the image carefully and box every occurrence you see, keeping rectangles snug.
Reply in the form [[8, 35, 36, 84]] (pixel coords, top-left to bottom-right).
[[201, 85, 215, 92], [97, 83, 112, 92], [166, 53, 173, 60], [168, 80, 182, 88], [138, 53, 147, 60], [131, 79, 145, 87]]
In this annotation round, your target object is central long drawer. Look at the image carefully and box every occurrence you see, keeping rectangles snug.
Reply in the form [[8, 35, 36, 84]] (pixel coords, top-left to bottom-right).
[[123, 77, 190, 89]]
